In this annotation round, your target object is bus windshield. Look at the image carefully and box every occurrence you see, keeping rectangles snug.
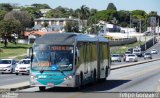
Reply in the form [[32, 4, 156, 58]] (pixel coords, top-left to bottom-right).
[[134, 50, 140, 52], [31, 45, 74, 71]]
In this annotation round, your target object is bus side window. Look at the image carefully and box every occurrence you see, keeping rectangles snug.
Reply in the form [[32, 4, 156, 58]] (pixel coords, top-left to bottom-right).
[[75, 48, 80, 65]]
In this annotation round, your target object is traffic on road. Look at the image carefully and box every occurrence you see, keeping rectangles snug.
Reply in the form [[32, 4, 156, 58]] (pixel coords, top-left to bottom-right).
[[0, 37, 160, 95]]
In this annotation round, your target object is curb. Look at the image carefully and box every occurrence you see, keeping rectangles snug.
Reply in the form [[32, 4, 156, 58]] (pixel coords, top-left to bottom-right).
[[10, 85, 30, 91], [0, 82, 30, 92], [0, 85, 30, 92]]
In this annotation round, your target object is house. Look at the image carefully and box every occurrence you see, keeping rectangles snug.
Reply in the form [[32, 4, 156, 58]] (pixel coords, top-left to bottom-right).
[[98, 21, 143, 39], [24, 31, 59, 44], [33, 16, 87, 32]]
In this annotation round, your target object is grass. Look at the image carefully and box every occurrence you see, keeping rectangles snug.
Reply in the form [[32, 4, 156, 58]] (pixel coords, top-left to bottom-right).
[[111, 41, 145, 54], [0, 42, 32, 60]]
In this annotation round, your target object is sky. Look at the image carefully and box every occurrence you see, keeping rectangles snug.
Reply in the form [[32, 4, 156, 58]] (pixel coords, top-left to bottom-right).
[[0, 0, 159, 15]]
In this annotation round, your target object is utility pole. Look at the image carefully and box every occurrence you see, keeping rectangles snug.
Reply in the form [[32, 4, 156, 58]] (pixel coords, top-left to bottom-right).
[[139, 19, 142, 33], [139, 19, 142, 47], [130, 13, 131, 28], [145, 18, 147, 50], [158, 18, 159, 36]]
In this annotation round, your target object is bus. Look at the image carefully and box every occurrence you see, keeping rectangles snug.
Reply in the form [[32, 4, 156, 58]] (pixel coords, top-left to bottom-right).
[[132, 47, 142, 57], [29, 33, 110, 91]]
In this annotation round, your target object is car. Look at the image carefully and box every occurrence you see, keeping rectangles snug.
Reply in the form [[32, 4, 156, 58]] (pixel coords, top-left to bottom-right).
[[144, 53, 152, 59], [15, 59, 31, 75], [125, 54, 138, 62], [151, 49, 158, 54], [123, 51, 132, 61], [111, 54, 121, 62], [0, 59, 17, 73], [125, 51, 131, 55]]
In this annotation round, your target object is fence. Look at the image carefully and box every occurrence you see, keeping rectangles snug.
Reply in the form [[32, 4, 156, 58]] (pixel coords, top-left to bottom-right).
[[109, 37, 137, 46]]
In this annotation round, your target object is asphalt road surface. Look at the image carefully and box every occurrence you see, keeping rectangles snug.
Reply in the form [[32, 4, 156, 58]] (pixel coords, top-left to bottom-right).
[[15, 60, 160, 98]]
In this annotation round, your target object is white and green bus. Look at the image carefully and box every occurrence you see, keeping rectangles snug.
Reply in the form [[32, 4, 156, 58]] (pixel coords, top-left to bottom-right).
[[30, 33, 110, 91]]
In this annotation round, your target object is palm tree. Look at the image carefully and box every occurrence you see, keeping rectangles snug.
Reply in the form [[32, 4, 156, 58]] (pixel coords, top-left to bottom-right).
[[75, 5, 90, 20]]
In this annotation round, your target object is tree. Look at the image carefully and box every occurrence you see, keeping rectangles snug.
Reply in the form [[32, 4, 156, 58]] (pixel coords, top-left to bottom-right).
[[106, 3, 117, 11], [43, 22, 49, 28], [0, 3, 13, 12], [0, 10, 7, 20], [46, 6, 73, 18], [90, 9, 97, 16], [117, 10, 130, 27], [75, 5, 90, 20], [64, 21, 79, 32], [0, 20, 21, 47], [21, 7, 42, 18], [31, 4, 51, 9], [149, 11, 158, 17], [4, 10, 33, 28], [4, 10, 33, 38]]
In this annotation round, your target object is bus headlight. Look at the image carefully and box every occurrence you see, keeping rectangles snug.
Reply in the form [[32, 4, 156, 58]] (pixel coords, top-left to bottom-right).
[[64, 75, 73, 80], [31, 74, 37, 80]]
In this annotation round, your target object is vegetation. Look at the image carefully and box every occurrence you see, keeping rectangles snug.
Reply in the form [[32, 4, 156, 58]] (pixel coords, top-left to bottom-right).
[[0, 3, 159, 35], [0, 43, 31, 59], [111, 42, 145, 54], [0, 20, 21, 47], [106, 3, 117, 11]]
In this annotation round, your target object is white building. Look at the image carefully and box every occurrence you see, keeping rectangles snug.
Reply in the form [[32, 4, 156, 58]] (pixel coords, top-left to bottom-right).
[[147, 26, 160, 34], [33, 17, 87, 32], [98, 22, 143, 38]]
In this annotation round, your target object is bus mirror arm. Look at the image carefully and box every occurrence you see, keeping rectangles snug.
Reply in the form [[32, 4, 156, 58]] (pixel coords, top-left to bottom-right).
[[29, 47, 33, 62]]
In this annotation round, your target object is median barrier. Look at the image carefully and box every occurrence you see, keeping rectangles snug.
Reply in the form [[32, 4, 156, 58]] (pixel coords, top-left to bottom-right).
[[111, 58, 160, 70]]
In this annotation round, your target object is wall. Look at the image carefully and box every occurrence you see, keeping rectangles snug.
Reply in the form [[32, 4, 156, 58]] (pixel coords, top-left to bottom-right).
[[109, 37, 137, 46]]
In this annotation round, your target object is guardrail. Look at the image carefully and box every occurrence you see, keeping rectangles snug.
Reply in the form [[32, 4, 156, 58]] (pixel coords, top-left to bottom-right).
[[109, 37, 137, 46], [111, 57, 160, 70]]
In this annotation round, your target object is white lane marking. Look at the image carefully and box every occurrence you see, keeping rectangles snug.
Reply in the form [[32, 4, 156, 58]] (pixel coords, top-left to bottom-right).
[[0, 74, 13, 77], [120, 65, 160, 79], [0, 77, 27, 82]]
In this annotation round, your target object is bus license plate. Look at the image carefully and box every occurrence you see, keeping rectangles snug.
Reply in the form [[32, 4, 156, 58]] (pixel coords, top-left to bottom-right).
[[47, 83, 54, 87]]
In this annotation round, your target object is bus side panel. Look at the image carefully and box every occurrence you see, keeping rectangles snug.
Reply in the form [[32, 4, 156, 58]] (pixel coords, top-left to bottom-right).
[[98, 42, 110, 79], [75, 41, 98, 86]]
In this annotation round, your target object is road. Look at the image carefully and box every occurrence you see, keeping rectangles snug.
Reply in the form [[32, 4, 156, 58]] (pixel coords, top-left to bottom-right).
[[111, 41, 160, 66], [0, 42, 160, 87], [14, 58, 160, 98], [0, 74, 29, 86]]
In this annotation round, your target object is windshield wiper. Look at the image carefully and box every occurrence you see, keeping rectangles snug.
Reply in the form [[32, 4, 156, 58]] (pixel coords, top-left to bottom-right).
[[33, 54, 44, 74], [58, 66, 67, 77]]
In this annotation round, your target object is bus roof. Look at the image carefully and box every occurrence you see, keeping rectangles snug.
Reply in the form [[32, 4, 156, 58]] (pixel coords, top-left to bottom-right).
[[34, 33, 109, 45]]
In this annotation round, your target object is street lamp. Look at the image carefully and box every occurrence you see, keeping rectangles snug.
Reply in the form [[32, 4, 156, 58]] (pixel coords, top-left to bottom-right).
[[130, 13, 132, 29]]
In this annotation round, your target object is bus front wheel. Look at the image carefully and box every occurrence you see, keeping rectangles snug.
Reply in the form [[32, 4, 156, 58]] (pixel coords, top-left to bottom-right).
[[39, 86, 46, 91]]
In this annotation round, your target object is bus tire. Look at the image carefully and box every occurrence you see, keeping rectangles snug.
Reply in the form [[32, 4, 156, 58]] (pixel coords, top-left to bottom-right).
[[100, 67, 108, 82], [80, 72, 83, 87], [10, 68, 13, 74], [93, 69, 97, 82], [39, 86, 46, 91]]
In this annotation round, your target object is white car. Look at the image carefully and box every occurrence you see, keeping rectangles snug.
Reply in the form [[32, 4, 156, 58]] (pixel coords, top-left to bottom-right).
[[144, 53, 152, 59], [0, 59, 17, 73], [151, 49, 158, 54], [111, 54, 121, 62], [125, 54, 138, 62], [15, 59, 31, 75]]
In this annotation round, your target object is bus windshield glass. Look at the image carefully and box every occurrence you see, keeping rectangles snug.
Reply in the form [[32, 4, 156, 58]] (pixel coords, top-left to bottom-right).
[[31, 44, 74, 71]]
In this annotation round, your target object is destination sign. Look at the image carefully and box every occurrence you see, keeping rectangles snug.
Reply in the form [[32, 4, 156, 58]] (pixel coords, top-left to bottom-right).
[[50, 46, 73, 51]]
